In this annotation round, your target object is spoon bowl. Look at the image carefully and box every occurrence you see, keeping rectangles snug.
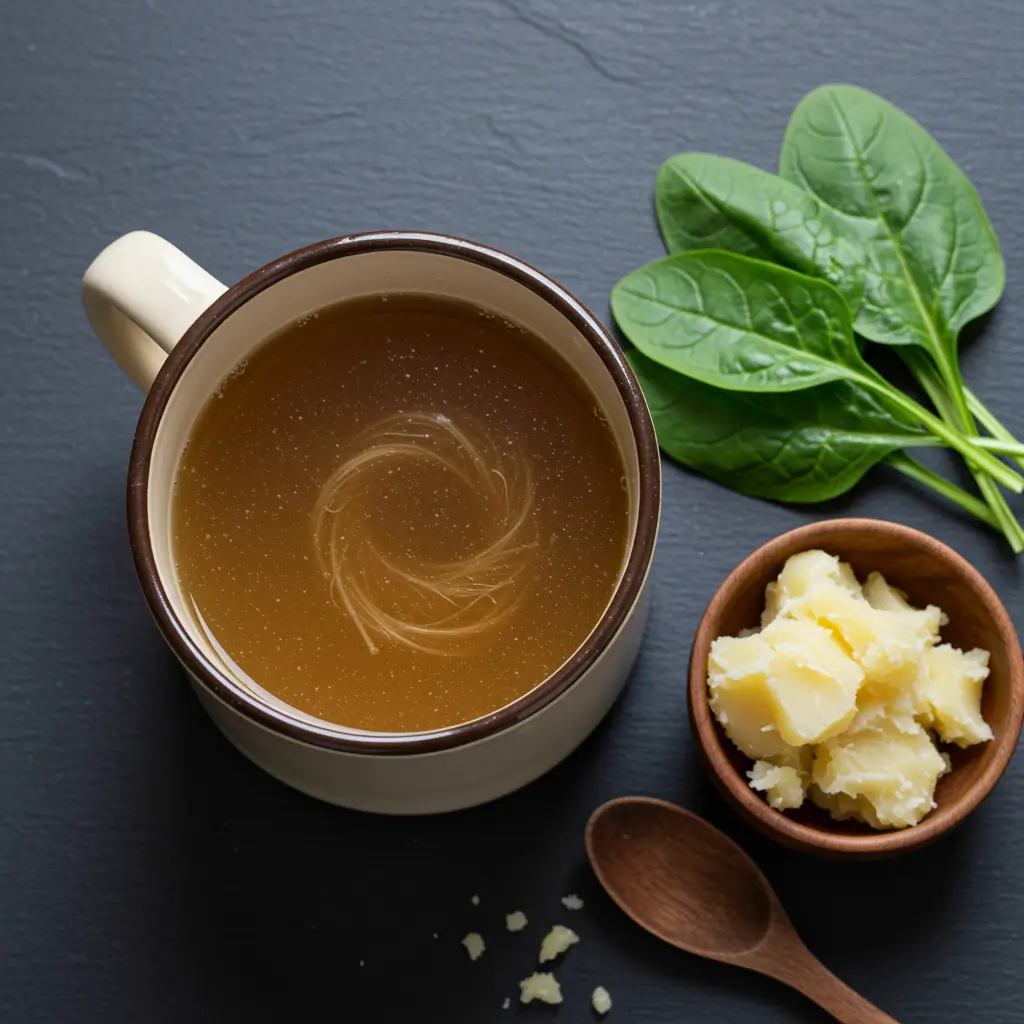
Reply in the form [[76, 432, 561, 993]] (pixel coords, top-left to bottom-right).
[[587, 797, 899, 1023], [587, 795, 771, 957]]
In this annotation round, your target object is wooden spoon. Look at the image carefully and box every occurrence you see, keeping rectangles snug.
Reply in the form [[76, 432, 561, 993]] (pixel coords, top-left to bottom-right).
[[586, 797, 898, 1023]]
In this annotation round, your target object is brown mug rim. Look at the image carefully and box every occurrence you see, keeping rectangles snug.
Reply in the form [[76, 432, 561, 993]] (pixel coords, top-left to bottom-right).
[[127, 230, 661, 756]]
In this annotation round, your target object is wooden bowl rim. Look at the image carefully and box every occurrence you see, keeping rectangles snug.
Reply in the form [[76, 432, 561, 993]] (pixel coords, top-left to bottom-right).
[[688, 518, 1024, 857]]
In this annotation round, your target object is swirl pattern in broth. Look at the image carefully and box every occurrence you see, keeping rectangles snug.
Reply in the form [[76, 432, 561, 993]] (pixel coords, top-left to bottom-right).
[[313, 410, 537, 656]]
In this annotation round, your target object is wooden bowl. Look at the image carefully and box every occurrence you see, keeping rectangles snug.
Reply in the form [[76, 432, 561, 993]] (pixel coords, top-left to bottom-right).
[[689, 518, 1024, 859]]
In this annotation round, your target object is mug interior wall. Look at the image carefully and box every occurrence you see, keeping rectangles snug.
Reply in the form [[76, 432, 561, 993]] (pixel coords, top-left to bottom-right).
[[148, 248, 642, 733]]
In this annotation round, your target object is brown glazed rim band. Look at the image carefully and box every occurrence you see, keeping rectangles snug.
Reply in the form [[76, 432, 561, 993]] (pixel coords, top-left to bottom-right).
[[128, 231, 661, 755]]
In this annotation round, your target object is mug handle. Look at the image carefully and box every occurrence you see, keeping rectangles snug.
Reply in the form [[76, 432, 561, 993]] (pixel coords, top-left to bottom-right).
[[82, 231, 227, 391]]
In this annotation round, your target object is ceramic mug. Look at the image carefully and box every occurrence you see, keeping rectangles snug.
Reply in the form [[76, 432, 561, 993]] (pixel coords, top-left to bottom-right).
[[82, 230, 661, 813]]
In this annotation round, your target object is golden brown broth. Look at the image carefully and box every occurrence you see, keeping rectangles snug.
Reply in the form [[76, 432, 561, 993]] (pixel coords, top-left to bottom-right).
[[173, 295, 629, 732]]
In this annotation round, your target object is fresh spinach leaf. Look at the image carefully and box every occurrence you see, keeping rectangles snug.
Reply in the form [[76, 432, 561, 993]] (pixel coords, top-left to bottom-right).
[[654, 149, 1016, 465], [614, 85, 1024, 547], [612, 250, 1022, 491], [656, 153, 864, 312], [779, 85, 1021, 545], [612, 250, 876, 393], [779, 85, 1004, 394], [632, 347, 996, 524], [652, 129, 1023, 542], [626, 347, 927, 502]]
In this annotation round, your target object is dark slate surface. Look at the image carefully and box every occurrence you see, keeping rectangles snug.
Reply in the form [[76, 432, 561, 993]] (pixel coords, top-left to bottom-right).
[[3, 1, 1024, 1020]]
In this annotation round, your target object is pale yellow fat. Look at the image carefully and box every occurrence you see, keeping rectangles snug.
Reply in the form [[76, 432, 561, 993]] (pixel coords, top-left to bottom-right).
[[708, 633, 794, 760], [708, 624, 862, 752], [519, 973, 562, 1005], [592, 986, 613, 1015], [707, 551, 992, 831], [762, 549, 861, 627], [538, 925, 578, 964], [759, 617, 864, 745], [747, 760, 806, 810], [917, 644, 993, 747], [811, 716, 948, 829], [789, 581, 942, 690]]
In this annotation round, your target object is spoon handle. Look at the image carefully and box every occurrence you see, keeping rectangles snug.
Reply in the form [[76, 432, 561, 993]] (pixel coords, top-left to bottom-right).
[[774, 953, 899, 1024]]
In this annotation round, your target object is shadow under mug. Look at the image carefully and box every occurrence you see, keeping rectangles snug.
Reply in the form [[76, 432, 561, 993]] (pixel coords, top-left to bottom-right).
[[82, 230, 661, 813]]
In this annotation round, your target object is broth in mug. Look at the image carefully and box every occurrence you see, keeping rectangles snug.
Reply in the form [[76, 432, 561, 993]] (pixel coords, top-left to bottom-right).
[[172, 294, 629, 732]]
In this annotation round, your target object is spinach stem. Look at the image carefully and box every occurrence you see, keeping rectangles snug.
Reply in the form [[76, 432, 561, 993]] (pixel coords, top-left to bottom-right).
[[862, 375, 1024, 492], [971, 437, 1024, 457], [885, 453, 999, 530], [965, 387, 1024, 472], [898, 348, 1024, 548], [902, 348, 957, 422], [903, 435, 1024, 457], [933, 351, 977, 440], [977, 473, 1024, 553]]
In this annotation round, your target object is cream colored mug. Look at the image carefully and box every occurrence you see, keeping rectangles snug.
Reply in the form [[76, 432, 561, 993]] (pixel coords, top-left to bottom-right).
[[82, 230, 660, 813]]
